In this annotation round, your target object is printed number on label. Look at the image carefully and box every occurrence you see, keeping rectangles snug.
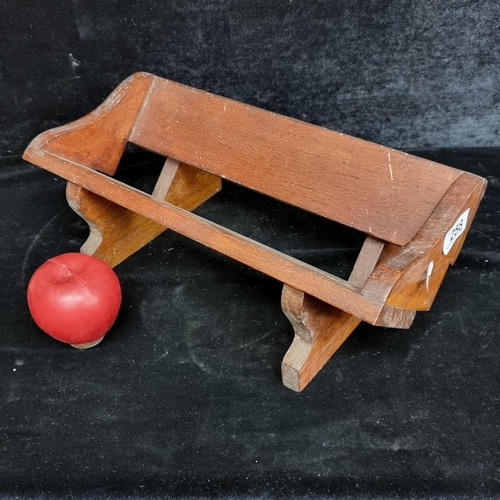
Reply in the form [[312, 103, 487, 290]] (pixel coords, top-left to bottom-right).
[[443, 209, 470, 255]]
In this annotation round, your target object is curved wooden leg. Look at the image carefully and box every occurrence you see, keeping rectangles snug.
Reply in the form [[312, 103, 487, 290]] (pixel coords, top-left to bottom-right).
[[281, 284, 362, 392], [66, 160, 221, 268]]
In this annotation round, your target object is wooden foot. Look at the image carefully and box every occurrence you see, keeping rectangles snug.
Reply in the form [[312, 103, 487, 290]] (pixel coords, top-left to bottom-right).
[[281, 284, 362, 392], [66, 159, 221, 268]]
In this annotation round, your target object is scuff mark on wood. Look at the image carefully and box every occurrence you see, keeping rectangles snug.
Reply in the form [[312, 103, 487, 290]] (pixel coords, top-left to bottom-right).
[[388, 152, 394, 181]]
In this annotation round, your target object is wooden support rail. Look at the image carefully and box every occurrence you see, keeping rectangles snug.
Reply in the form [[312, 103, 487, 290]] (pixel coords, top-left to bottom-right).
[[25, 146, 386, 324]]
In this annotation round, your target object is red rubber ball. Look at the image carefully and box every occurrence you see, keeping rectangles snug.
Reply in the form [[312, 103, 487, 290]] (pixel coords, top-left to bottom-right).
[[27, 253, 121, 347]]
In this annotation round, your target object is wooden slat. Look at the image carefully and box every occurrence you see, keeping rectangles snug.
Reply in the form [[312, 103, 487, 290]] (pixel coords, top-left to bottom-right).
[[130, 76, 462, 246], [348, 236, 385, 288], [24, 146, 385, 324]]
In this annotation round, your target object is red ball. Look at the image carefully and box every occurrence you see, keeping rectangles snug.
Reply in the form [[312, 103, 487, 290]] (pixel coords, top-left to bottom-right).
[[27, 253, 121, 348]]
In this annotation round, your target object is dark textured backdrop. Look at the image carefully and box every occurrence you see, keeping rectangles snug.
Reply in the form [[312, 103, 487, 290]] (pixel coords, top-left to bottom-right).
[[1, 149, 499, 499], [1, 0, 500, 156], [2, 2, 500, 499]]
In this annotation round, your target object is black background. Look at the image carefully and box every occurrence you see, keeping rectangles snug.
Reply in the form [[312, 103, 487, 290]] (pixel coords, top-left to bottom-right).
[[1, 1, 499, 498], [1, 0, 500, 155]]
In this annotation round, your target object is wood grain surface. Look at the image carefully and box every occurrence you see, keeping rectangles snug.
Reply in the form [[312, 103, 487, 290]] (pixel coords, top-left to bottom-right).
[[130, 76, 462, 246]]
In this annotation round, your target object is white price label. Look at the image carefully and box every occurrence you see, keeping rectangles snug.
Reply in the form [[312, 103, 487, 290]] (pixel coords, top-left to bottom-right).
[[443, 209, 470, 255]]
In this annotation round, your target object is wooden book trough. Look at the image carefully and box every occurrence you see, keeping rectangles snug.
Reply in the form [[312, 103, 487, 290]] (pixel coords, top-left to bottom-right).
[[23, 72, 487, 391]]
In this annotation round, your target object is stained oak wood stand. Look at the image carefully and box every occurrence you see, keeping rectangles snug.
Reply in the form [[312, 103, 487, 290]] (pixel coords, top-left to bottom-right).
[[23, 72, 487, 391]]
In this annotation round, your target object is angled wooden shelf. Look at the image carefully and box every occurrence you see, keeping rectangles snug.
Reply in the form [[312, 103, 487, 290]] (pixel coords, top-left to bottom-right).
[[23, 72, 487, 391]]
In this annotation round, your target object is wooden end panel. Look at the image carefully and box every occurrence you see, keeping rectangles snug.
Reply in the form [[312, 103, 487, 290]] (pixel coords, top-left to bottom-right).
[[23, 72, 154, 175], [130, 77, 462, 246], [362, 173, 487, 311]]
